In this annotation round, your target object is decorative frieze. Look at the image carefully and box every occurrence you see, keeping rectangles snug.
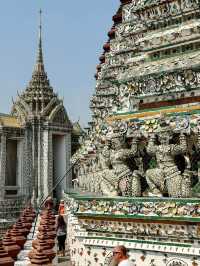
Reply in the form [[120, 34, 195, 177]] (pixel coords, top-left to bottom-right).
[[65, 197, 200, 266], [66, 195, 200, 221]]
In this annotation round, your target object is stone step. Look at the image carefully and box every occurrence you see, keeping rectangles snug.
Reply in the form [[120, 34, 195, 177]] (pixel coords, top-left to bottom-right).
[[14, 261, 30, 266], [17, 250, 31, 261], [57, 262, 72, 266], [57, 255, 71, 263], [24, 240, 33, 250]]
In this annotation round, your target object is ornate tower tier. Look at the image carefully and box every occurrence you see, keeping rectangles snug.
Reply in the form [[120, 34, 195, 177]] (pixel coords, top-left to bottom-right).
[[9, 10, 72, 204], [12, 10, 69, 125]]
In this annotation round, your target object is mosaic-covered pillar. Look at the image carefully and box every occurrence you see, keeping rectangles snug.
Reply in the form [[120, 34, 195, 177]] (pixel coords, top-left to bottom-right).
[[23, 126, 33, 197], [37, 121, 43, 202], [42, 129, 53, 199], [31, 121, 38, 206], [0, 134, 6, 198], [17, 138, 24, 195], [48, 130, 53, 196]]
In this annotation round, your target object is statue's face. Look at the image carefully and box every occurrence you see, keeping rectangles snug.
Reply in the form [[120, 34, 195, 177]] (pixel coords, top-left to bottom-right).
[[103, 144, 109, 151], [159, 132, 170, 144], [111, 137, 122, 149]]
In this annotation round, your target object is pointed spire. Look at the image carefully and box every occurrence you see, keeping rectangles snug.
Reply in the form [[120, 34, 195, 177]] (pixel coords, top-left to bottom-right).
[[34, 9, 45, 73]]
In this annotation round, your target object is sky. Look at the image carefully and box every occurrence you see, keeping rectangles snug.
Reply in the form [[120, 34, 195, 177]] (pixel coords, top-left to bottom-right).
[[0, 0, 118, 127]]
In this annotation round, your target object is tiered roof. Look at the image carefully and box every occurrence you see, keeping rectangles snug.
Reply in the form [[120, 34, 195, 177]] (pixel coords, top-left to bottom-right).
[[11, 10, 70, 126]]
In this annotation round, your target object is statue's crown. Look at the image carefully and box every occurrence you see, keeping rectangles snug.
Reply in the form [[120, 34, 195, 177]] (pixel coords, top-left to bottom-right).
[[106, 121, 127, 139]]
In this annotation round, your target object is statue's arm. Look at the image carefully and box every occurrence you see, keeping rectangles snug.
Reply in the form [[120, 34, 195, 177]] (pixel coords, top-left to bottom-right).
[[118, 140, 138, 160], [102, 148, 110, 159], [130, 139, 138, 156], [197, 132, 200, 150], [120, 139, 138, 160], [147, 135, 156, 155], [172, 133, 187, 155]]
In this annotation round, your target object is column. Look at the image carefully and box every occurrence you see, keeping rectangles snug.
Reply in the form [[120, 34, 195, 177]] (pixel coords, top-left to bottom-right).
[[65, 132, 72, 192], [17, 139, 24, 195], [54, 134, 67, 199], [48, 131, 53, 194], [37, 121, 43, 202], [0, 134, 6, 198], [42, 130, 53, 199], [23, 126, 33, 198]]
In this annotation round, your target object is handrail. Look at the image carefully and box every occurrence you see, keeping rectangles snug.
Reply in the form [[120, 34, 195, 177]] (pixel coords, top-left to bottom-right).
[[31, 159, 79, 238]]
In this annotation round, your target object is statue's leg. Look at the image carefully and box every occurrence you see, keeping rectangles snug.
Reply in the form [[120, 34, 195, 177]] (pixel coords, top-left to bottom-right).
[[86, 176, 90, 191], [91, 176, 96, 192], [82, 177, 86, 191], [131, 171, 141, 197], [100, 171, 118, 196], [118, 169, 140, 196], [118, 175, 130, 196], [165, 167, 182, 197], [146, 168, 164, 196], [181, 170, 192, 198], [95, 174, 101, 193], [166, 175, 182, 197], [100, 180, 118, 196]]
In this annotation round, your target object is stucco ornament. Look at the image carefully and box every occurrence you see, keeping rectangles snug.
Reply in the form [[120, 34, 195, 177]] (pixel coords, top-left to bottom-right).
[[117, 84, 132, 113], [107, 121, 142, 196], [145, 117, 191, 197], [98, 142, 118, 196]]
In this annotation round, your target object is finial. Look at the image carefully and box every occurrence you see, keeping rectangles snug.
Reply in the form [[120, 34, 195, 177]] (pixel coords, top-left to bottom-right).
[[34, 9, 45, 72], [39, 9, 42, 43]]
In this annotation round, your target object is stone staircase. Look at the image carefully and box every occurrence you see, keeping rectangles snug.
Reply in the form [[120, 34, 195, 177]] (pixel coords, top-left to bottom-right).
[[14, 219, 39, 266], [12, 210, 72, 265], [57, 245, 71, 265]]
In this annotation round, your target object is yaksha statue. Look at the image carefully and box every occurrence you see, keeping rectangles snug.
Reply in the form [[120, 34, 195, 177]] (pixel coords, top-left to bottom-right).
[[78, 162, 90, 191], [109, 130, 142, 197], [146, 122, 188, 198], [98, 142, 118, 196]]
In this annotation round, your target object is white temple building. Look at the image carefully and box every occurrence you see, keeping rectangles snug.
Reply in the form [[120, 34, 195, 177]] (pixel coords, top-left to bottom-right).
[[0, 11, 72, 205]]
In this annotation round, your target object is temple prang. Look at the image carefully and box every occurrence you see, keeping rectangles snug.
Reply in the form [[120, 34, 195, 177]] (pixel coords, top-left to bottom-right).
[[72, 0, 200, 201], [66, 0, 200, 265], [0, 11, 82, 236]]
